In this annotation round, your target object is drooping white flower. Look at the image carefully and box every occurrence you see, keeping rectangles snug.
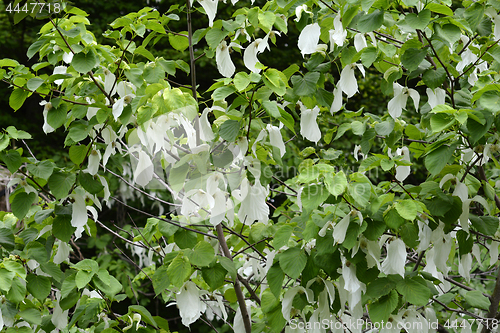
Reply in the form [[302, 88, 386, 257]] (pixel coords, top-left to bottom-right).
[[395, 146, 411, 182], [102, 68, 116, 96], [71, 188, 88, 240], [329, 15, 347, 50], [266, 124, 285, 157], [299, 104, 321, 144], [40, 101, 55, 134], [354, 33, 367, 52], [200, 108, 215, 142], [298, 23, 321, 56], [86, 149, 101, 175], [330, 87, 343, 114], [113, 81, 136, 120], [216, 41, 236, 78], [176, 281, 206, 327], [233, 178, 269, 225], [198, 0, 218, 27], [62, 52, 73, 64], [381, 238, 406, 277], [53, 240, 71, 264], [338, 63, 365, 98], [51, 292, 69, 329], [53, 65, 67, 85], [282, 286, 313, 321], [340, 256, 361, 294], [295, 4, 311, 22], [244, 35, 270, 73], [133, 151, 154, 187], [426, 87, 446, 109], [388, 82, 420, 119], [333, 214, 350, 244]]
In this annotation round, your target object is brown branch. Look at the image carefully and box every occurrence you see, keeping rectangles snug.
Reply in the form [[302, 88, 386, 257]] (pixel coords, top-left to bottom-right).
[[215, 224, 252, 333]]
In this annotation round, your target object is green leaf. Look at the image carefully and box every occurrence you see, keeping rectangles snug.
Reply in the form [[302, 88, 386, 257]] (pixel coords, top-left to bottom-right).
[[0, 268, 15, 292], [78, 172, 104, 194], [384, 208, 405, 230], [213, 85, 237, 100], [262, 100, 281, 118], [324, 171, 348, 197], [366, 277, 396, 299], [75, 270, 94, 289], [71, 50, 98, 73], [464, 3, 484, 32], [9, 88, 29, 111], [1, 150, 22, 173], [396, 277, 431, 306], [129, 305, 158, 328], [291, 72, 320, 96], [424, 143, 457, 175], [52, 215, 76, 242], [6, 277, 26, 304], [68, 122, 90, 142], [368, 290, 398, 323], [11, 192, 37, 220], [187, 241, 215, 267], [174, 228, 197, 249], [69, 145, 88, 165], [4, 261, 26, 279], [168, 32, 189, 51], [205, 27, 228, 49], [152, 265, 170, 296], [73, 258, 99, 273], [267, 264, 285, 298], [430, 113, 455, 132], [201, 264, 226, 291], [357, 10, 384, 33], [47, 102, 68, 130], [426, 3, 453, 16], [48, 171, 76, 200], [470, 216, 499, 236], [26, 78, 44, 91], [404, 9, 431, 30], [218, 256, 237, 280], [456, 230, 474, 256], [26, 274, 51, 301], [348, 173, 372, 208], [26, 160, 54, 179], [258, 11, 276, 32], [273, 225, 293, 249], [279, 247, 307, 279], [94, 275, 122, 298], [234, 72, 251, 91], [400, 222, 419, 248], [394, 200, 417, 221], [167, 255, 191, 288], [401, 48, 427, 71], [18, 308, 42, 326], [219, 120, 240, 142], [301, 184, 330, 212], [40, 262, 64, 283], [464, 290, 490, 310]]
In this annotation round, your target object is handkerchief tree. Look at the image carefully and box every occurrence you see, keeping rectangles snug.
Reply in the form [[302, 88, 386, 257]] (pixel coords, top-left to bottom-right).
[[1, 0, 500, 332]]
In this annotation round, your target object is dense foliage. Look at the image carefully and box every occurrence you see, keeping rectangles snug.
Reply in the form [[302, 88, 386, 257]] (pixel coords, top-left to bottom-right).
[[1, 0, 500, 332]]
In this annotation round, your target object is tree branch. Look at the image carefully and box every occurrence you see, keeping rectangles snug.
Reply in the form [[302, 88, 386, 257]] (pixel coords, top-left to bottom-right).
[[215, 224, 252, 333]]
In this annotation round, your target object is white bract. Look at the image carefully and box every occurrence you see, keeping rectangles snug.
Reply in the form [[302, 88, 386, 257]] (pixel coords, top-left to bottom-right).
[[298, 23, 321, 56], [381, 238, 407, 277], [216, 41, 240, 78], [388, 82, 420, 119], [299, 103, 321, 144], [329, 15, 347, 49], [244, 35, 270, 73], [198, 0, 218, 27], [176, 281, 207, 327]]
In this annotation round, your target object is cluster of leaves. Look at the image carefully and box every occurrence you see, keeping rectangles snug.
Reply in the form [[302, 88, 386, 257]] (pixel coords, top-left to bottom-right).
[[0, 0, 500, 332]]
